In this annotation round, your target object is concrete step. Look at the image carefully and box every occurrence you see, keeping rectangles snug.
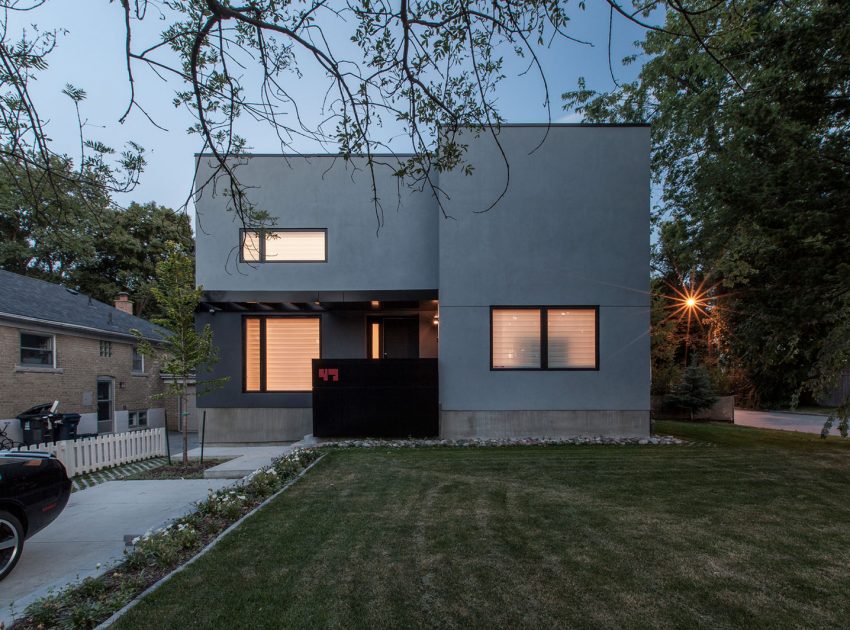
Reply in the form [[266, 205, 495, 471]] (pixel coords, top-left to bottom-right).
[[204, 467, 255, 479]]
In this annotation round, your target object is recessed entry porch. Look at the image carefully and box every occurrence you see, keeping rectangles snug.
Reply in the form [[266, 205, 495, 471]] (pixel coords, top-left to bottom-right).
[[197, 291, 439, 441]]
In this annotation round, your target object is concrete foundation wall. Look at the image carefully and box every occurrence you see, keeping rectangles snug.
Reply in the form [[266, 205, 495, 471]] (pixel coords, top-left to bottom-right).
[[440, 410, 650, 439], [202, 407, 312, 443]]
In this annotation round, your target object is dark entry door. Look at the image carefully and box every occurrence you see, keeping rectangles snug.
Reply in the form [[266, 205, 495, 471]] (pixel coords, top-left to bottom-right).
[[378, 317, 419, 358]]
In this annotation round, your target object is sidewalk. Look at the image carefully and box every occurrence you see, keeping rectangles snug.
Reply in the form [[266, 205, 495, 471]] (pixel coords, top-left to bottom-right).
[[1, 477, 232, 626], [735, 409, 841, 435]]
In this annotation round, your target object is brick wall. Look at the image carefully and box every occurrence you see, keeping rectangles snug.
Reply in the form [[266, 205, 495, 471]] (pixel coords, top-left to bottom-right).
[[0, 322, 165, 419]]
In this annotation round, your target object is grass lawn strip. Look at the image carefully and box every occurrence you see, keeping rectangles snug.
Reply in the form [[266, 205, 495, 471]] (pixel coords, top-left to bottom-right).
[[9, 448, 323, 630], [92, 453, 326, 630], [110, 423, 850, 629]]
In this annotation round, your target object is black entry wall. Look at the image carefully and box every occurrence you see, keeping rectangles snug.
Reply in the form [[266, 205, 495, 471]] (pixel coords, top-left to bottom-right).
[[312, 358, 438, 438]]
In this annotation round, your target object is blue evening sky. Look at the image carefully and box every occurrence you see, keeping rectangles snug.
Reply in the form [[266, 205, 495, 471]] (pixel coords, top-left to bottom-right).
[[7, 2, 653, 215]]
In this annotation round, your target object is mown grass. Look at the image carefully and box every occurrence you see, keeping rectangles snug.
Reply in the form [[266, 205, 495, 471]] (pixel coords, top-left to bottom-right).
[[114, 423, 850, 629]]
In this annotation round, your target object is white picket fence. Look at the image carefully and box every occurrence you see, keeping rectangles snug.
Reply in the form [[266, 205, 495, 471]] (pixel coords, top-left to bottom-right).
[[14, 428, 167, 477]]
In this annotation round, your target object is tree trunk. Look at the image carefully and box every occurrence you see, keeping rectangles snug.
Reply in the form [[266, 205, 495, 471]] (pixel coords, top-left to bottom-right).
[[181, 378, 189, 466]]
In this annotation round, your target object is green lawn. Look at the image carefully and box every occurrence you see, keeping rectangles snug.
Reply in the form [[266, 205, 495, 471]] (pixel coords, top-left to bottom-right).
[[114, 423, 850, 629]]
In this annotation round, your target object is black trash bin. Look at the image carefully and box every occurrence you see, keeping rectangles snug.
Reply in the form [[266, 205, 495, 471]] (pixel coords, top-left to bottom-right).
[[54, 413, 81, 441], [17, 403, 55, 446]]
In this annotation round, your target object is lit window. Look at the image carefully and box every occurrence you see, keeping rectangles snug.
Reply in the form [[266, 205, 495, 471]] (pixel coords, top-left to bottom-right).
[[547, 309, 597, 368], [132, 347, 145, 373], [100, 341, 112, 357], [245, 319, 261, 391], [491, 307, 598, 370], [492, 309, 541, 368], [241, 229, 326, 262], [20, 332, 55, 367], [244, 317, 321, 392]]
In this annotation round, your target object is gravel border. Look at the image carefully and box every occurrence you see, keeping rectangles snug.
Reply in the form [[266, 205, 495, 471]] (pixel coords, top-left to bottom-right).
[[93, 452, 326, 630], [315, 435, 686, 448]]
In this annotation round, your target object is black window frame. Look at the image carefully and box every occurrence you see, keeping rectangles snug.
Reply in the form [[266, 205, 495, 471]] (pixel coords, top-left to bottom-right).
[[490, 305, 599, 371], [239, 228, 328, 263], [20, 331, 55, 367], [243, 314, 323, 393]]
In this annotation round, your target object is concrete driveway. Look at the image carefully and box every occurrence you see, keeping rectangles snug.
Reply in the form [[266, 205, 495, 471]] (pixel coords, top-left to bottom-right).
[[1, 478, 232, 626], [735, 409, 843, 435]]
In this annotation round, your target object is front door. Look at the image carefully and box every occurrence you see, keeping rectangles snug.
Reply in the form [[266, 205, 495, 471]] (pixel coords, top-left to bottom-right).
[[369, 317, 419, 359], [96, 378, 114, 434]]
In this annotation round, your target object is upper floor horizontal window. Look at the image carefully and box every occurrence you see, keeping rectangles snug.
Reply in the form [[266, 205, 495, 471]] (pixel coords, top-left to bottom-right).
[[241, 229, 327, 263]]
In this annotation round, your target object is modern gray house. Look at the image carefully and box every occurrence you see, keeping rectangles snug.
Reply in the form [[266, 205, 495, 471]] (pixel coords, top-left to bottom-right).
[[194, 124, 650, 443]]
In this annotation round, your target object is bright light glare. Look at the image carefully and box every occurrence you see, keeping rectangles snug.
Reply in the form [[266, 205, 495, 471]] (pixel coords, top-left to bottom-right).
[[686, 297, 696, 308]]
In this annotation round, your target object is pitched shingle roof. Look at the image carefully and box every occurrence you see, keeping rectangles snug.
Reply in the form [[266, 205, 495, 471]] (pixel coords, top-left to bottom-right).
[[0, 270, 166, 341]]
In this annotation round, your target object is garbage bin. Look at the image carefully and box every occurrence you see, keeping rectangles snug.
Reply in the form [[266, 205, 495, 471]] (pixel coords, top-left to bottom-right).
[[17, 403, 54, 446], [54, 413, 81, 441]]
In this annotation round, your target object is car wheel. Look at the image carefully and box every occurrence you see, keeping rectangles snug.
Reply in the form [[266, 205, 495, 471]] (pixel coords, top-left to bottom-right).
[[0, 510, 24, 581]]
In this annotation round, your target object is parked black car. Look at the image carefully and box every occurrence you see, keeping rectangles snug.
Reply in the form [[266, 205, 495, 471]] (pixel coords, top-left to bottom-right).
[[0, 451, 72, 580]]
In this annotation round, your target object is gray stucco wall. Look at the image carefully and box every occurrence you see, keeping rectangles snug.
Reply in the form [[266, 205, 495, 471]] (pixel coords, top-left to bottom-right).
[[437, 126, 650, 417], [194, 125, 650, 441], [195, 155, 437, 292]]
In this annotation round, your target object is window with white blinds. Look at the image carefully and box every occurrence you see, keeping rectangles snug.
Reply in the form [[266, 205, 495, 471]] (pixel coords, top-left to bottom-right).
[[547, 309, 597, 368], [245, 318, 261, 391], [491, 306, 598, 370], [491, 309, 541, 368], [240, 229, 326, 262], [244, 317, 321, 391]]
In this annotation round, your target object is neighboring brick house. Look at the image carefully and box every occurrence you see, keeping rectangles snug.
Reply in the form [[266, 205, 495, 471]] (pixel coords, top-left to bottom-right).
[[0, 270, 168, 443]]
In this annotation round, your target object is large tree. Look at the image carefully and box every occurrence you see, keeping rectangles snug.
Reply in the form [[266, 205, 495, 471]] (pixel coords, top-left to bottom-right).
[[0, 158, 193, 317], [565, 1, 850, 414], [0, 1, 744, 227], [73, 201, 194, 317]]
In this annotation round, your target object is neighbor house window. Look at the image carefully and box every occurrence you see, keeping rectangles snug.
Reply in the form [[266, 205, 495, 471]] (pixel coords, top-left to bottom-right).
[[20, 332, 55, 367], [240, 229, 327, 262], [491, 307, 598, 370], [244, 316, 321, 392], [132, 347, 144, 373], [129, 410, 148, 427], [100, 341, 112, 357]]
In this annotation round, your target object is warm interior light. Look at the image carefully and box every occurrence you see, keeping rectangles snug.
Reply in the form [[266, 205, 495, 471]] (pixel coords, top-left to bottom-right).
[[371, 300, 380, 308], [370, 322, 381, 359]]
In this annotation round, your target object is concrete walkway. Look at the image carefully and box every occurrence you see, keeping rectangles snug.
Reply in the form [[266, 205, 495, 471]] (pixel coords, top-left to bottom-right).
[[191, 443, 298, 479], [1, 478, 231, 626], [735, 409, 842, 435]]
